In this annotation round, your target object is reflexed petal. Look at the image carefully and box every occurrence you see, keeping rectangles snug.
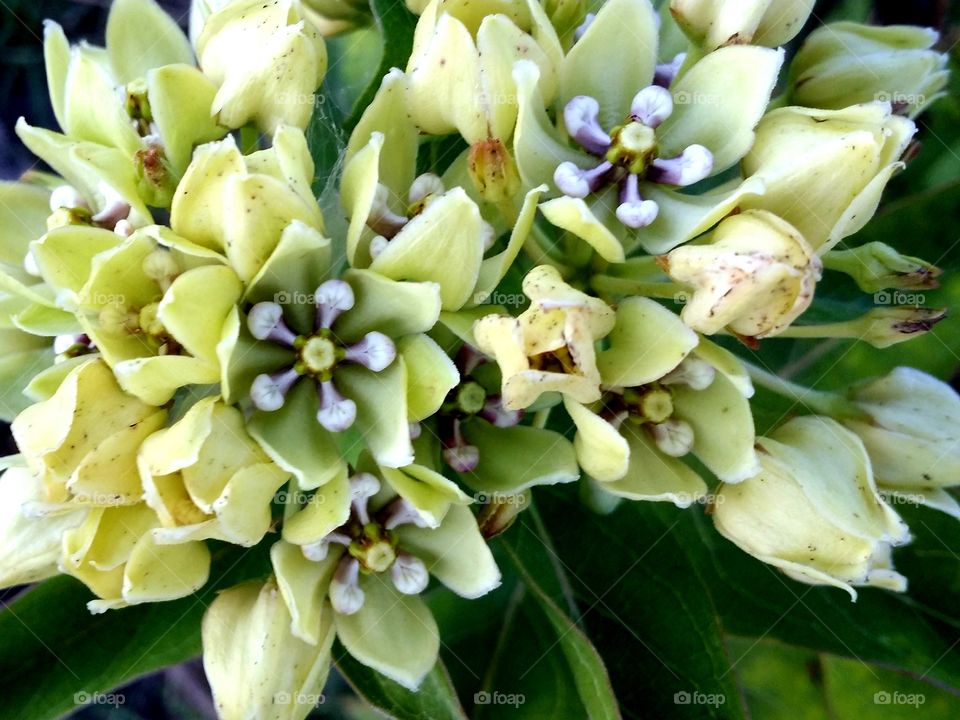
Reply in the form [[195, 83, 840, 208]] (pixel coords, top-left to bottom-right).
[[335, 270, 441, 343], [658, 46, 784, 173], [471, 184, 546, 305], [601, 424, 707, 506], [115, 532, 211, 607], [636, 176, 765, 255], [397, 334, 460, 422], [765, 417, 908, 543], [347, 69, 418, 199], [170, 135, 245, 252], [380, 463, 472, 528], [0, 181, 51, 267], [539, 196, 625, 263], [564, 398, 629, 482], [370, 189, 485, 311], [513, 60, 585, 190], [672, 371, 758, 483], [271, 540, 340, 644], [560, 0, 658, 130], [283, 466, 352, 544], [159, 265, 242, 365], [406, 14, 484, 141], [335, 576, 439, 691], [147, 65, 227, 175], [597, 296, 697, 388], [336, 361, 414, 468], [460, 417, 580, 492], [113, 355, 219, 405], [248, 380, 345, 491], [341, 134, 384, 267], [397, 504, 500, 598], [63, 46, 141, 155], [691, 338, 754, 397], [106, 0, 193, 83]]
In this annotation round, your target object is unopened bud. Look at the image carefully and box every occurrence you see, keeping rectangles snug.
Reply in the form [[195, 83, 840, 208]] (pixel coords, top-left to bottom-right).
[[822, 242, 941, 292]]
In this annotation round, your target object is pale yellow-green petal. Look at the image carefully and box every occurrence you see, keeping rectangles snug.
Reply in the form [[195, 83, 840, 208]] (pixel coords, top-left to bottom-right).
[[335, 577, 439, 691], [397, 334, 459, 422], [597, 296, 697, 388], [658, 46, 784, 172], [673, 372, 758, 483], [271, 540, 339, 644], [564, 398, 629, 482], [159, 264, 242, 365], [560, 0, 658, 129], [602, 425, 707, 506], [106, 0, 193, 83], [397, 504, 501, 598], [539, 196, 625, 263], [370, 189, 485, 311]]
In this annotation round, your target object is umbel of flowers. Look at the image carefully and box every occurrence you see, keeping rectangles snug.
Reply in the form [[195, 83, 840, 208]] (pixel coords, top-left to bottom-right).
[[0, 0, 955, 717]]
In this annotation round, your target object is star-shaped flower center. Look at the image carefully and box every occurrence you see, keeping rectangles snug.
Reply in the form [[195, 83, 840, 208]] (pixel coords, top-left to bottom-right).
[[554, 85, 714, 229]]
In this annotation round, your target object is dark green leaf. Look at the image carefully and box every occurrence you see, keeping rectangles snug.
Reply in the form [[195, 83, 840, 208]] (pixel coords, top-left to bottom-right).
[[0, 543, 271, 720], [334, 643, 468, 720]]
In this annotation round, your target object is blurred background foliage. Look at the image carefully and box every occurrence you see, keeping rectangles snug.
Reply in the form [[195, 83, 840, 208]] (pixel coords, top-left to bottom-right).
[[1, 0, 959, 719]]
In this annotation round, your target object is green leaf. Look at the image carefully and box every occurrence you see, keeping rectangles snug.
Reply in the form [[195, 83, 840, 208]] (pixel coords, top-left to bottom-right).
[[334, 643, 469, 720], [502, 509, 622, 720], [0, 543, 271, 720], [536, 491, 747, 719]]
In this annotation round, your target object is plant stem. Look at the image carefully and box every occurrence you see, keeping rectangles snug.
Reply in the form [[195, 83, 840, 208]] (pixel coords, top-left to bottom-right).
[[743, 362, 869, 420]]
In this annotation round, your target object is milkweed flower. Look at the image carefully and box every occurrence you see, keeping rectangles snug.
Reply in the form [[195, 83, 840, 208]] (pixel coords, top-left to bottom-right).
[[714, 416, 910, 600]]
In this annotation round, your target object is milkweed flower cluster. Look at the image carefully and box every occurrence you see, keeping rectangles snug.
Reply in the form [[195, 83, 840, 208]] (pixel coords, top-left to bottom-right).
[[0, 0, 954, 716]]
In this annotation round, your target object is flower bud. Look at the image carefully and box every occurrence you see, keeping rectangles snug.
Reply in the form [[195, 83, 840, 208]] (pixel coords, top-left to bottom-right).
[[202, 579, 335, 720], [741, 103, 915, 251], [714, 416, 909, 600], [196, 0, 327, 132], [477, 491, 531, 539], [405, 0, 562, 143], [670, 0, 814, 51], [660, 209, 821, 338], [822, 241, 941, 292], [789, 22, 948, 118], [853, 306, 946, 348], [842, 368, 960, 518]]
